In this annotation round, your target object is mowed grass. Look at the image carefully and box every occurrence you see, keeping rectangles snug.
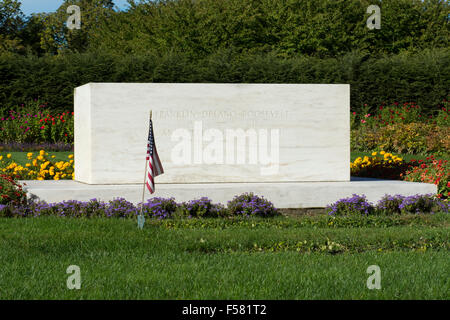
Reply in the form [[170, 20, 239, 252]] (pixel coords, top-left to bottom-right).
[[0, 216, 448, 299], [2, 151, 448, 167], [0, 151, 72, 166]]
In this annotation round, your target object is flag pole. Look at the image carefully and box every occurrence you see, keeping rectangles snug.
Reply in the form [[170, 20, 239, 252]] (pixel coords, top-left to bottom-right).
[[138, 110, 152, 229]]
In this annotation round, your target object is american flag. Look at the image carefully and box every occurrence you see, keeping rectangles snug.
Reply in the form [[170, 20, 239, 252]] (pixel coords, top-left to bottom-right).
[[145, 117, 164, 193]]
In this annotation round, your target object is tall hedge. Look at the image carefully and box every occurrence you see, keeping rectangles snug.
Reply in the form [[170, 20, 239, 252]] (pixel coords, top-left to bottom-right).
[[0, 48, 448, 115], [88, 0, 449, 58]]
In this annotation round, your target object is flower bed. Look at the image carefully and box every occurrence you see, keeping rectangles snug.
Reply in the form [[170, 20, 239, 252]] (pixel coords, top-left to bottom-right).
[[351, 101, 449, 129], [327, 194, 449, 216], [350, 151, 406, 180], [351, 152, 449, 199], [351, 123, 449, 156], [0, 173, 27, 206], [351, 101, 449, 156], [402, 156, 449, 199], [0, 100, 73, 144], [0, 150, 74, 180], [0, 192, 280, 219]]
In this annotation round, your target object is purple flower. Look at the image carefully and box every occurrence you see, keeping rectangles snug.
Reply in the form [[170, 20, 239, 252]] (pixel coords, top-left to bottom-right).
[[139, 197, 178, 219], [326, 194, 374, 216], [227, 193, 279, 217]]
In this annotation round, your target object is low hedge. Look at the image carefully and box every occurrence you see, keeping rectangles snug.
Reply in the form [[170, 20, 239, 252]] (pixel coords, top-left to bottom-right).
[[0, 48, 448, 115]]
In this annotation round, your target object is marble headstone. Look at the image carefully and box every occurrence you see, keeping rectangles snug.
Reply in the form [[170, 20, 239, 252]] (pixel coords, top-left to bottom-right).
[[74, 83, 350, 184]]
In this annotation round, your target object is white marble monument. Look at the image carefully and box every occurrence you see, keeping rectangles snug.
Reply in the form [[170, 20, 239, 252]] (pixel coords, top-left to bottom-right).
[[21, 83, 437, 207], [74, 83, 350, 184]]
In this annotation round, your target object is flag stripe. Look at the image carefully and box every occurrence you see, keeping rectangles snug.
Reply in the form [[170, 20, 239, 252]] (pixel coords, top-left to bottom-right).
[[145, 118, 163, 194]]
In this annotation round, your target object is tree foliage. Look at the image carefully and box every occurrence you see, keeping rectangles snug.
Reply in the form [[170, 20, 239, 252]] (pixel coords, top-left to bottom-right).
[[87, 0, 449, 58], [0, 0, 24, 53], [39, 0, 115, 54]]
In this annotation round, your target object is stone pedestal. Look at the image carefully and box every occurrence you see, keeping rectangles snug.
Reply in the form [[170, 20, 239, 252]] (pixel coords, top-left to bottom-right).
[[21, 179, 437, 208]]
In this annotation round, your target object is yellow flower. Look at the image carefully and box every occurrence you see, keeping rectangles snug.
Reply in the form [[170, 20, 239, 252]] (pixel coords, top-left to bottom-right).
[[371, 152, 377, 156], [51, 155, 55, 158], [27, 152, 33, 157], [380, 151, 385, 155], [68, 154, 74, 159], [37, 155, 44, 161], [39, 150, 45, 156], [0, 156, 3, 161], [6, 154, 11, 158], [26, 163, 31, 167], [37, 177, 44, 181]]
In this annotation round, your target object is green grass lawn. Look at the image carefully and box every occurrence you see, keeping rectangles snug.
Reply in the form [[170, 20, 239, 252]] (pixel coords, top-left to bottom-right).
[[0, 151, 72, 165], [0, 216, 448, 299], [1, 151, 447, 167]]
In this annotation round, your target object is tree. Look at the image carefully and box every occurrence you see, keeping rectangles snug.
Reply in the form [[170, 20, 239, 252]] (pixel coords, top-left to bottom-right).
[[0, 0, 25, 53], [0, 0, 23, 36], [39, 0, 115, 54]]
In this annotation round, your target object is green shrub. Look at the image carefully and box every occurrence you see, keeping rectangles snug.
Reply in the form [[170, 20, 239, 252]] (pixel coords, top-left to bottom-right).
[[0, 48, 448, 115], [351, 123, 450, 156], [0, 174, 26, 206]]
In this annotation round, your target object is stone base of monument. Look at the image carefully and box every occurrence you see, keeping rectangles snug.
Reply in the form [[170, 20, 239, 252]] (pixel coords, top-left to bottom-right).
[[20, 178, 436, 208]]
